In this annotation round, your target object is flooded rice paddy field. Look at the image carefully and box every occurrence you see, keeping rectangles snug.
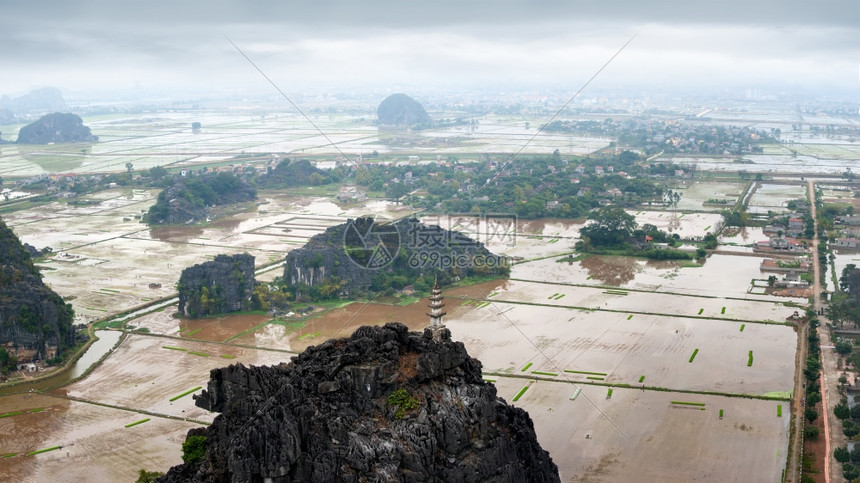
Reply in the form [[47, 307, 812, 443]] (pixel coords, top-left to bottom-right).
[[667, 180, 746, 211], [1, 188, 800, 480], [0, 393, 197, 483], [497, 379, 789, 482], [747, 183, 807, 215], [4, 188, 410, 322]]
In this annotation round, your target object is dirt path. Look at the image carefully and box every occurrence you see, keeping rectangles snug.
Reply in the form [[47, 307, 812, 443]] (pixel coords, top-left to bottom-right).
[[806, 179, 847, 483]]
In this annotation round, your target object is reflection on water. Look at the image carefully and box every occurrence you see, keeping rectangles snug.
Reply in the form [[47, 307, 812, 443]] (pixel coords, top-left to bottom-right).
[[579, 255, 685, 286], [580, 256, 639, 286], [149, 225, 204, 242]]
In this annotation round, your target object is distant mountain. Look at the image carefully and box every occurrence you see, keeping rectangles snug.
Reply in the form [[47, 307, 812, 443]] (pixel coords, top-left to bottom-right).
[[16, 112, 98, 144], [0, 218, 76, 363], [377, 93, 432, 126], [143, 172, 256, 226], [0, 87, 65, 114]]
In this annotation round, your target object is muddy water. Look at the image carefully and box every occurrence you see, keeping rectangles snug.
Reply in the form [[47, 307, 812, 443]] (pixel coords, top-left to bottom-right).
[[178, 313, 272, 342], [0, 331, 122, 396], [0, 393, 71, 479], [232, 280, 509, 351]]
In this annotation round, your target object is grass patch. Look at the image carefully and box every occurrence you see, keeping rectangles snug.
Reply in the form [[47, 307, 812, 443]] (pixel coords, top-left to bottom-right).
[[739, 324, 745, 332], [777, 404, 782, 417], [488, 292, 499, 298], [482, 378, 497, 382], [184, 328, 201, 337], [719, 409, 724, 418], [698, 308, 704, 315], [298, 331, 321, 341], [531, 371, 558, 377], [220, 354, 236, 359], [27, 446, 61, 456], [748, 351, 754, 367], [587, 376, 605, 380], [721, 306, 726, 314], [124, 418, 150, 428], [627, 314, 633, 320], [521, 362, 533, 372], [638, 375, 645, 383], [188, 351, 210, 357], [553, 293, 565, 300], [0, 411, 23, 419], [162, 346, 187, 351], [689, 348, 699, 363], [672, 401, 706, 407], [2, 453, 17, 458], [704, 225, 711, 231], [607, 388, 613, 398], [564, 369, 608, 376], [513, 385, 530, 402], [604, 290, 628, 296], [169, 386, 203, 402]]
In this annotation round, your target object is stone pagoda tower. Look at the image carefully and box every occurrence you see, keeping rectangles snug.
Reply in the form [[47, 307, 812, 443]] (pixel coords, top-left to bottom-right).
[[427, 278, 447, 328]]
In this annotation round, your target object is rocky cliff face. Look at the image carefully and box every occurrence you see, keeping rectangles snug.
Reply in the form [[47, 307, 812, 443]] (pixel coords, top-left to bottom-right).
[[283, 217, 508, 297], [159, 323, 560, 482], [0, 219, 75, 362], [377, 93, 432, 126], [16, 112, 97, 144], [177, 253, 255, 318]]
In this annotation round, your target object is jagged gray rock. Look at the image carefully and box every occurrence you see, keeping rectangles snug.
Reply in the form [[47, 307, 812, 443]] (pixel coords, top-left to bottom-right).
[[159, 323, 560, 482], [177, 253, 255, 318]]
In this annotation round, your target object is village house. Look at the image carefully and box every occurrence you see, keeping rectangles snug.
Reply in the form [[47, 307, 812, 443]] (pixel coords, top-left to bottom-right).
[[546, 200, 561, 210], [833, 238, 860, 249]]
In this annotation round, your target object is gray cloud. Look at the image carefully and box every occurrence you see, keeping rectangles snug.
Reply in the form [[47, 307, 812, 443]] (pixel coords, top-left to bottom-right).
[[1, 1, 858, 96]]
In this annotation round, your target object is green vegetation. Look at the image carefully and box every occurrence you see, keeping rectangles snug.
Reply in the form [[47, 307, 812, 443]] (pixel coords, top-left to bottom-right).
[[638, 375, 645, 383], [531, 371, 558, 377], [135, 469, 165, 483], [587, 376, 605, 381], [0, 411, 23, 419], [169, 386, 202, 402], [564, 369, 607, 376], [627, 314, 633, 320], [183, 328, 201, 337], [162, 346, 187, 351], [739, 324, 745, 332], [125, 418, 151, 428], [513, 386, 530, 402], [521, 362, 533, 372], [697, 308, 704, 315], [721, 306, 726, 314], [748, 351, 754, 367], [144, 172, 256, 225], [27, 446, 61, 456], [689, 349, 699, 363], [220, 354, 236, 359], [181, 435, 207, 464], [719, 409, 724, 418], [387, 388, 420, 418], [188, 351, 210, 357], [607, 388, 613, 398], [672, 401, 706, 407], [2, 453, 17, 458]]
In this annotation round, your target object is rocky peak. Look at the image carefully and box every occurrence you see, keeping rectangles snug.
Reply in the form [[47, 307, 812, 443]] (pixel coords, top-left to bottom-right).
[[159, 323, 560, 482]]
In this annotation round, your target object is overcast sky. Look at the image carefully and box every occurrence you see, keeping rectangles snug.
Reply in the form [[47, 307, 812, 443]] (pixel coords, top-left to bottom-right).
[[2, 1, 858, 99]]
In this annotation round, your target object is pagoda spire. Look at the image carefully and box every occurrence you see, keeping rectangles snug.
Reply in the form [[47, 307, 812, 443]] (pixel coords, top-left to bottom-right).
[[427, 276, 446, 328]]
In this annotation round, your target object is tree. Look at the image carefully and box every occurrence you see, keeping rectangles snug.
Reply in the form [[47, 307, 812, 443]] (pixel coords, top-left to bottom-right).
[[579, 205, 637, 248], [805, 408, 818, 422], [844, 420, 859, 438], [807, 391, 822, 406], [836, 446, 851, 463], [836, 340, 854, 356], [850, 403, 860, 420], [836, 403, 850, 420], [149, 165, 168, 180], [126, 162, 134, 174], [845, 463, 860, 482]]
